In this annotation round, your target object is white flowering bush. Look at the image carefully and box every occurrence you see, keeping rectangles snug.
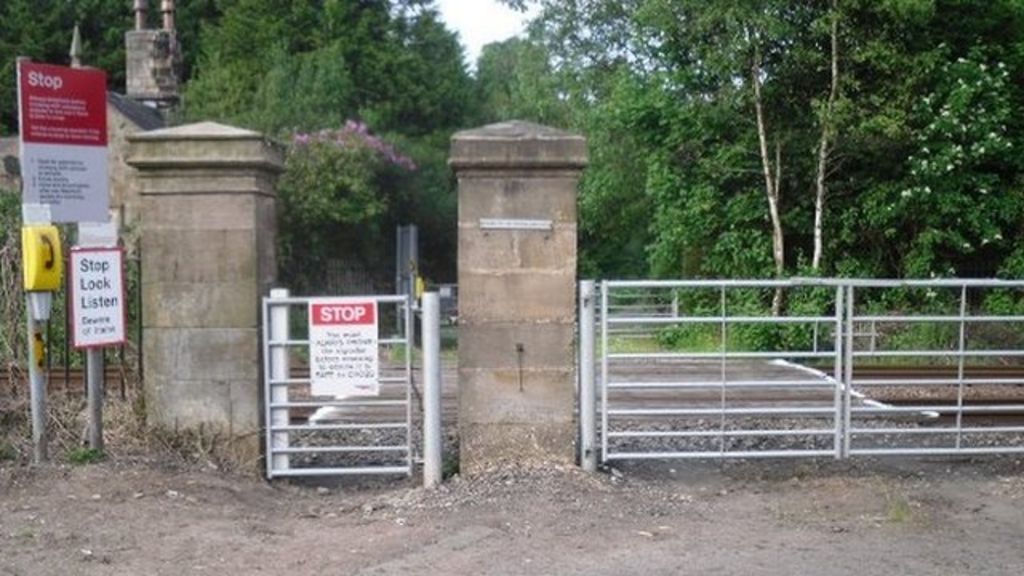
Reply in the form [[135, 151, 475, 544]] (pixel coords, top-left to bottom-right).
[[893, 53, 1020, 276]]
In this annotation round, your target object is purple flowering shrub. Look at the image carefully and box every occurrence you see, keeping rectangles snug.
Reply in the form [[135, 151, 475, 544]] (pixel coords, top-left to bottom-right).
[[278, 121, 417, 290], [291, 121, 417, 170]]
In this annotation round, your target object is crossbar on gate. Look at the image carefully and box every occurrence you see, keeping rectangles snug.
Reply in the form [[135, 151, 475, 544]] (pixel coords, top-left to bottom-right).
[[584, 278, 1024, 463], [262, 292, 415, 478]]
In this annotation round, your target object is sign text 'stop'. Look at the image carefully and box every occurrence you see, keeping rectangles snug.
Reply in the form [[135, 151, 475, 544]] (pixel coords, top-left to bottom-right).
[[311, 302, 376, 326], [18, 61, 107, 147]]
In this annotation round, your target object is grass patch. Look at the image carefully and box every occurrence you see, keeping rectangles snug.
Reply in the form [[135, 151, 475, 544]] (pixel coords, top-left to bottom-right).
[[0, 441, 16, 461], [442, 455, 460, 479], [66, 447, 105, 465], [886, 493, 914, 524]]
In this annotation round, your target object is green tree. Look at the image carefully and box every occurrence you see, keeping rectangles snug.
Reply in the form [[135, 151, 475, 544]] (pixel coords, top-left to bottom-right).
[[508, 0, 1024, 285], [277, 123, 418, 292]]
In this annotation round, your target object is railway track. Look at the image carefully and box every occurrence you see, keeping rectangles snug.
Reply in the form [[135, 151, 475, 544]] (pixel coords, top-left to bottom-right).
[[0, 366, 138, 396], [6, 363, 1024, 416]]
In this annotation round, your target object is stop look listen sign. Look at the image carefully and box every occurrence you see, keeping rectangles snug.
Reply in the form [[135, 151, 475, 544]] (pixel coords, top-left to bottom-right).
[[69, 247, 126, 349]]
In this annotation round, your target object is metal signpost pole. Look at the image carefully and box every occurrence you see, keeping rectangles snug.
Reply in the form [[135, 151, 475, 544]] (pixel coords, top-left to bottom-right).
[[86, 348, 104, 451], [422, 292, 442, 488], [21, 206, 58, 465], [76, 224, 123, 453], [26, 298, 47, 464]]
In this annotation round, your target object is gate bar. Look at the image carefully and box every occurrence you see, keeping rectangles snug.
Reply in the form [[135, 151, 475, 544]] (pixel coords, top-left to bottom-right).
[[580, 280, 597, 472]]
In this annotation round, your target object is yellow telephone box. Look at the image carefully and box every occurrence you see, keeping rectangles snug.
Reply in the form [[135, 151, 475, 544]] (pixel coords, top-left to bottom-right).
[[21, 225, 63, 291]]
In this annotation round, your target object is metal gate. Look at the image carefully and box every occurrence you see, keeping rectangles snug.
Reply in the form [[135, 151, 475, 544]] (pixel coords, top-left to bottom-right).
[[262, 290, 415, 478], [582, 279, 1024, 463]]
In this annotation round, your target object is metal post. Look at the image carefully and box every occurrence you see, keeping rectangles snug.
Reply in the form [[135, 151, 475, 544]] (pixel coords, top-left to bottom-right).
[[404, 295, 415, 475], [579, 281, 597, 472], [600, 282, 609, 462], [27, 302, 47, 464], [79, 222, 116, 452], [719, 286, 727, 454], [832, 286, 844, 458], [406, 292, 416, 352], [63, 267, 70, 392], [269, 288, 290, 473], [422, 292, 442, 488], [955, 285, 968, 450], [843, 286, 855, 458], [86, 348, 104, 451]]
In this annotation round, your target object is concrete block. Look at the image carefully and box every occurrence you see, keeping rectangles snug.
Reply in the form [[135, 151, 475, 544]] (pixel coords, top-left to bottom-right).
[[458, 269, 576, 323], [143, 327, 258, 383], [459, 224, 577, 272], [140, 229, 257, 283], [458, 322, 575, 371], [136, 171, 277, 198], [458, 368, 575, 425], [458, 177, 578, 223], [142, 280, 257, 329], [458, 423, 575, 475], [450, 121, 587, 170], [128, 122, 285, 174], [140, 194, 256, 231]]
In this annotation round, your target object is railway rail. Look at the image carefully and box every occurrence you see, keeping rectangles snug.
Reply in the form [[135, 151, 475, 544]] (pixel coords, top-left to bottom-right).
[[5, 363, 1024, 412]]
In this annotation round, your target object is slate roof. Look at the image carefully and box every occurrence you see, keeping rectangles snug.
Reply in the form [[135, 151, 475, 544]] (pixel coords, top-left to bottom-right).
[[107, 92, 165, 131]]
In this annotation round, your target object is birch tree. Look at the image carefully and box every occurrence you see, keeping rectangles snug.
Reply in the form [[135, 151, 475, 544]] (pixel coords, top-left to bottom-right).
[[812, 0, 839, 272]]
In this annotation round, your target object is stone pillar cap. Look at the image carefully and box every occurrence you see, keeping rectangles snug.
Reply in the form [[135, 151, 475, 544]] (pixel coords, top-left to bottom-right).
[[127, 121, 284, 172], [450, 120, 587, 170]]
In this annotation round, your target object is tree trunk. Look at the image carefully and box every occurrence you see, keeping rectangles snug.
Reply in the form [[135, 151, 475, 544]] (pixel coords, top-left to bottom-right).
[[812, 0, 839, 272], [752, 48, 785, 315]]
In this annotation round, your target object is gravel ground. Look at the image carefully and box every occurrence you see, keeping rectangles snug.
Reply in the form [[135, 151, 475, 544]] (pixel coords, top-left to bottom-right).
[[2, 455, 1024, 575]]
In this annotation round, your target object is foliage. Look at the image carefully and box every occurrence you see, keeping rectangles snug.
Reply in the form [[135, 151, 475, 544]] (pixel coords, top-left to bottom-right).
[[185, 1, 470, 285], [183, 1, 470, 138], [66, 447, 104, 465], [0, 441, 15, 462], [0, 190, 24, 376], [498, 0, 1024, 286], [277, 122, 418, 293]]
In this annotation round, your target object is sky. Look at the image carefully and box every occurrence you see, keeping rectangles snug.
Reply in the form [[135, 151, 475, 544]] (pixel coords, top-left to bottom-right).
[[435, 0, 539, 68]]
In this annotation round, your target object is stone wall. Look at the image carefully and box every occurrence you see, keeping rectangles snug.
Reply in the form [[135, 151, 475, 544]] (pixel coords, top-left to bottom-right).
[[127, 121, 282, 466], [450, 121, 587, 474]]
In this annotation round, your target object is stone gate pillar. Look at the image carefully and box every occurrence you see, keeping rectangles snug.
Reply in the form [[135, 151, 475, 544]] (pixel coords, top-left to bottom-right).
[[450, 121, 587, 474], [127, 122, 282, 464]]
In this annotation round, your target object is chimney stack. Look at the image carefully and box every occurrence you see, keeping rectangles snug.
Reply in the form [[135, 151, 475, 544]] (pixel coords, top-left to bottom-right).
[[161, 0, 175, 31], [125, 0, 180, 110], [134, 0, 147, 31]]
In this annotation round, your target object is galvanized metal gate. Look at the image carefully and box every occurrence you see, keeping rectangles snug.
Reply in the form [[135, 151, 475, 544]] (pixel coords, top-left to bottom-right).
[[262, 291, 415, 478], [582, 279, 1024, 464]]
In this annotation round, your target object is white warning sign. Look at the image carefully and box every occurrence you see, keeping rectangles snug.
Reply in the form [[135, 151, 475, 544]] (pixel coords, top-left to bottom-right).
[[309, 298, 379, 397], [70, 247, 125, 348]]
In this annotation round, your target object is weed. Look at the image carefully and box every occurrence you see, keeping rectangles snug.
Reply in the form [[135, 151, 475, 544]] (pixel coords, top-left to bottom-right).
[[442, 455, 460, 479], [67, 447, 105, 465], [0, 441, 16, 461], [886, 493, 914, 523]]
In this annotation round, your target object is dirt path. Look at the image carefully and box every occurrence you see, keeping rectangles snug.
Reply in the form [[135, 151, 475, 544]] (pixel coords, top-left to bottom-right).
[[2, 457, 1023, 575]]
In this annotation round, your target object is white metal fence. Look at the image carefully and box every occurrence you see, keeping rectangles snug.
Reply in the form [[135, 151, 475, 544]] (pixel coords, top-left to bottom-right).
[[580, 279, 1024, 464], [262, 291, 415, 478]]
